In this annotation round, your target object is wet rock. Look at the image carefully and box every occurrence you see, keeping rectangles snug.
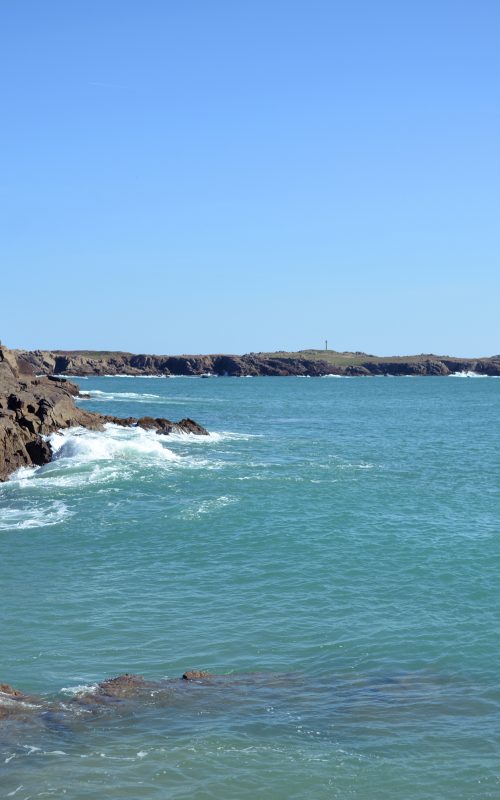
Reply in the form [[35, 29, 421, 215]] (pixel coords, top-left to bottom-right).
[[182, 670, 213, 681], [0, 683, 24, 697], [0, 682, 39, 720], [25, 436, 53, 466], [135, 416, 173, 433], [97, 673, 149, 698], [0, 344, 209, 481], [173, 418, 209, 436]]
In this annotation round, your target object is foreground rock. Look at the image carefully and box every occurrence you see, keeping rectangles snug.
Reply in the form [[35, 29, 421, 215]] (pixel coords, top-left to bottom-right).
[[0, 344, 208, 482]]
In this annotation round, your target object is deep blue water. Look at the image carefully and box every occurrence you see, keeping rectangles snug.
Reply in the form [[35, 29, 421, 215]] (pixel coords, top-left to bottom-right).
[[1, 375, 499, 799]]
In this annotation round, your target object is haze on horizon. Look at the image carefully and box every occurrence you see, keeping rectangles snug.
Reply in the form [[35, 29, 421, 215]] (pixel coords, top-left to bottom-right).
[[1, 1, 498, 358]]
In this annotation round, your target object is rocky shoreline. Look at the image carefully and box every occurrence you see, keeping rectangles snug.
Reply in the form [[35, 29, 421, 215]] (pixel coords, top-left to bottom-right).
[[19, 348, 500, 377], [0, 345, 208, 482]]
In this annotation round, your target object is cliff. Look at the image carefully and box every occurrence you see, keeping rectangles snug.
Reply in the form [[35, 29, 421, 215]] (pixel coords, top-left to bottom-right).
[[0, 345, 208, 482], [18, 348, 500, 377]]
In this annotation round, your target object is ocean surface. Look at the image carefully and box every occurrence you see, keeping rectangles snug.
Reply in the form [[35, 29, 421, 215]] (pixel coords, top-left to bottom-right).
[[1, 374, 499, 799]]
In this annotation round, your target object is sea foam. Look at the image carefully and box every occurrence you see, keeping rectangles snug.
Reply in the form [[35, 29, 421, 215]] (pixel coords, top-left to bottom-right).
[[0, 500, 72, 531], [450, 371, 488, 378], [79, 390, 161, 401], [48, 425, 180, 464]]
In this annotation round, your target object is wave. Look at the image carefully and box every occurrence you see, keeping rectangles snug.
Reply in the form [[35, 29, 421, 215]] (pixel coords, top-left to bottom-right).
[[1, 424, 251, 503], [48, 425, 180, 465], [79, 390, 161, 401], [0, 500, 72, 531], [60, 683, 98, 697], [165, 429, 257, 444], [449, 371, 489, 378], [179, 495, 238, 519], [53, 374, 88, 379]]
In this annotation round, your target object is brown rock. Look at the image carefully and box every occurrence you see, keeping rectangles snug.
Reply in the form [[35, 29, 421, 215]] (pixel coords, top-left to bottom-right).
[[182, 670, 213, 681], [0, 344, 209, 481], [0, 682, 24, 697]]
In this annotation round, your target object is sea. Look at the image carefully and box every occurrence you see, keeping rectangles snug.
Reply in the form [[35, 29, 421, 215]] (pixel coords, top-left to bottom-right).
[[0, 374, 499, 799]]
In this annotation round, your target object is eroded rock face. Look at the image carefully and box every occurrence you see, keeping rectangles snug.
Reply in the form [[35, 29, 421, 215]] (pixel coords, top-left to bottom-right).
[[19, 348, 500, 377], [0, 345, 209, 481], [0, 344, 103, 481]]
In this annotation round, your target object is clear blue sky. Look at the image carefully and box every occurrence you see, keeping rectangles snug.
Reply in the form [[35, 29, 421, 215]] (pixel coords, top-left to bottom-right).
[[1, 1, 498, 355]]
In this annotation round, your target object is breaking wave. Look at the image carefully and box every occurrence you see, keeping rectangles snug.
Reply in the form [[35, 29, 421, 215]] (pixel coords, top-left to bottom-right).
[[48, 424, 180, 464], [449, 371, 489, 378], [78, 389, 161, 401]]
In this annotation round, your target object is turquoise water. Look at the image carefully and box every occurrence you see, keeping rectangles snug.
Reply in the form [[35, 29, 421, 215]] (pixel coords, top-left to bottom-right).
[[1, 375, 499, 799]]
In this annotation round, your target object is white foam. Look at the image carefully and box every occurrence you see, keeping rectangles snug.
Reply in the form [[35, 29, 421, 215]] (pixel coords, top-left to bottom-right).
[[164, 429, 257, 444], [79, 390, 161, 401], [48, 424, 180, 465], [0, 693, 42, 710], [450, 371, 488, 378], [180, 495, 237, 519], [0, 501, 71, 531], [6, 786, 24, 797], [60, 683, 98, 697], [53, 374, 88, 379]]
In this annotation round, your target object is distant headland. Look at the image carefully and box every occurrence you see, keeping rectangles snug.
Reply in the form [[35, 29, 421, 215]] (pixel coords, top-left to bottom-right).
[[18, 348, 500, 377]]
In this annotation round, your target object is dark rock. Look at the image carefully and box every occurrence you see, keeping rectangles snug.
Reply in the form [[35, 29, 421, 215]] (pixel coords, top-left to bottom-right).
[[26, 436, 52, 466], [19, 348, 500, 378], [173, 418, 209, 436], [1, 344, 209, 481]]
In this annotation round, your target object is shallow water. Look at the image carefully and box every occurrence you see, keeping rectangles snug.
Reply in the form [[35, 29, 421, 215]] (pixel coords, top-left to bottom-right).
[[1, 375, 499, 798]]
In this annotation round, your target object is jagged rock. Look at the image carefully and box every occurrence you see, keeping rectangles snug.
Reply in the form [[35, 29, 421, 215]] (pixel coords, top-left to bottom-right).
[[173, 418, 209, 436], [18, 348, 500, 377], [0, 344, 209, 481], [25, 436, 53, 466]]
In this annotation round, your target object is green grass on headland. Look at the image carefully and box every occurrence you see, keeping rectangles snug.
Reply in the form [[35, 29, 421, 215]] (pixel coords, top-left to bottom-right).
[[254, 349, 463, 365]]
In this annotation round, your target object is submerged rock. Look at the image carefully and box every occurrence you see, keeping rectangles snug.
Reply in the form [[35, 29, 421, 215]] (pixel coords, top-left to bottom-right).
[[0, 683, 24, 698], [0, 683, 41, 720], [182, 670, 214, 681], [95, 673, 151, 699]]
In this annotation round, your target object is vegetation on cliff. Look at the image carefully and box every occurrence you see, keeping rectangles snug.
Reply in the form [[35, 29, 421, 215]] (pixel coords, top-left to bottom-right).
[[19, 348, 500, 377]]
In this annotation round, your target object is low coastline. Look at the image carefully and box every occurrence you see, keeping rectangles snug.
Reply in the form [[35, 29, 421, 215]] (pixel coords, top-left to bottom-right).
[[19, 348, 500, 377]]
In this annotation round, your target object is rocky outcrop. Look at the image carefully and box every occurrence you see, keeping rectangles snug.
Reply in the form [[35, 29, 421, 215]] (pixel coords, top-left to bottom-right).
[[0, 344, 208, 482], [182, 670, 213, 681], [19, 349, 500, 377]]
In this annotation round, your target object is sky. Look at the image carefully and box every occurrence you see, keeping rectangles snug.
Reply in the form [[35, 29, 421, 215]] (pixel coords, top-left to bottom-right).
[[1, 1, 499, 356]]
